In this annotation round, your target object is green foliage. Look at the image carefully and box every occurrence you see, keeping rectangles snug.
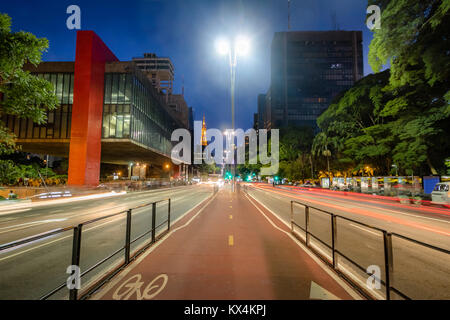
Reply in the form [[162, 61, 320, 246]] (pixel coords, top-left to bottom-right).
[[278, 126, 314, 181], [0, 13, 59, 154], [311, 0, 449, 176], [0, 159, 58, 186], [0, 159, 19, 185], [368, 0, 450, 88]]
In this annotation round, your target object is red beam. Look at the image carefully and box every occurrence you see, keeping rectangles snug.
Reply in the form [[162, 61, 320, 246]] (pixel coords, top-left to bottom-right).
[[67, 31, 118, 186]]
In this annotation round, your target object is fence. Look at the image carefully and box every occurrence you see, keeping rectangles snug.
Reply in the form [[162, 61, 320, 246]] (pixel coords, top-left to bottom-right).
[[0, 198, 171, 300], [290, 200, 450, 300]]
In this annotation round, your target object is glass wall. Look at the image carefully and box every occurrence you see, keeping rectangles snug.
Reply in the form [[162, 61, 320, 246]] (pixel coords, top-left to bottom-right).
[[102, 73, 175, 156], [2, 73, 74, 139]]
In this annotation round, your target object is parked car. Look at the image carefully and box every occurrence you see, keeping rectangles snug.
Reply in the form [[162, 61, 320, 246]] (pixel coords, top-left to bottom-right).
[[431, 182, 450, 206]]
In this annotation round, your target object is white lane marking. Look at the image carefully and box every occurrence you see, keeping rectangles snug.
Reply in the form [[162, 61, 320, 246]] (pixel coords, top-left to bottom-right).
[[0, 216, 124, 262], [375, 208, 450, 224], [310, 281, 341, 300], [260, 186, 450, 224], [0, 219, 67, 234], [0, 208, 31, 215], [349, 223, 382, 237], [245, 193, 363, 300], [0, 191, 214, 262], [90, 192, 218, 300], [254, 187, 450, 238], [0, 185, 200, 215], [0, 228, 63, 253]]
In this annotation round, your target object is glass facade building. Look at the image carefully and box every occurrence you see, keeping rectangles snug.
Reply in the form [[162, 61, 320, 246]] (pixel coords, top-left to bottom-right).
[[2, 62, 184, 158], [101, 70, 178, 155], [264, 31, 363, 129], [2, 73, 74, 140]]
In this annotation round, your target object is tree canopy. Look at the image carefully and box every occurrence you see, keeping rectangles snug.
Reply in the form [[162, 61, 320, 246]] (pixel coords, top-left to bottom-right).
[[0, 13, 59, 154], [312, 0, 450, 176]]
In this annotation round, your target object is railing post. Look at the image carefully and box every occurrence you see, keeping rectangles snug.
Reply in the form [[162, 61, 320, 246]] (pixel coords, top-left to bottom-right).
[[151, 202, 157, 243], [125, 209, 132, 265], [167, 199, 171, 231], [331, 215, 338, 269], [69, 224, 83, 301], [383, 232, 394, 300], [305, 205, 310, 247], [290, 201, 294, 232]]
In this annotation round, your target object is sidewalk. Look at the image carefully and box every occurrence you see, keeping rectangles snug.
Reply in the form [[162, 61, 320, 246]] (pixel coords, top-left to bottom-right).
[[92, 186, 360, 300]]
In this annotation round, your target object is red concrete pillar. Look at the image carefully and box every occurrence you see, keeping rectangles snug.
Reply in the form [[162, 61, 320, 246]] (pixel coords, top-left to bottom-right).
[[67, 31, 118, 186]]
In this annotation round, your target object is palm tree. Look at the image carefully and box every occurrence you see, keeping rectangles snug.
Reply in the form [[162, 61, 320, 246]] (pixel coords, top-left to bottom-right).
[[312, 132, 335, 176]]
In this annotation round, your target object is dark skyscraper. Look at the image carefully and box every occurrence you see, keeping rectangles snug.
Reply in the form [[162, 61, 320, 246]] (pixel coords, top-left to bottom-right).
[[260, 31, 363, 129]]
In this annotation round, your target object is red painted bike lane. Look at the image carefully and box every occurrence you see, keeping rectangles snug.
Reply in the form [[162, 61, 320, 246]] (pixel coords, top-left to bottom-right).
[[92, 187, 360, 300]]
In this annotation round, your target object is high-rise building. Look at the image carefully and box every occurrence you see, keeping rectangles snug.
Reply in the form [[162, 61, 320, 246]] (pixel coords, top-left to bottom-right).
[[133, 53, 190, 131], [132, 53, 174, 95], [259, 31, 363, 129]]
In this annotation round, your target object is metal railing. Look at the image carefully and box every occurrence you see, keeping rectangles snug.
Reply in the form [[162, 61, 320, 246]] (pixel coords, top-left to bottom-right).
[[0, 198, 171, 300], [290, 200, 450, 300]]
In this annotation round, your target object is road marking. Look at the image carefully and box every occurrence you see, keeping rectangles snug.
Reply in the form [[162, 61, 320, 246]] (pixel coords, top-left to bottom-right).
[[257, 185, 450, 224], [90, 192, 218, 300], [229, 215, 233, 219], [229, 206, 232, 209], [349, 223, 381, 237], [112, 273, 168, 300], [0, 218, 67, 234], [0, 208, 31, 215], [310, 281, 341, 300], [0, 216, 124, 262], [253, 186, 450, 237], [228, 235, 234, 246], [245, 193, 362, 300]]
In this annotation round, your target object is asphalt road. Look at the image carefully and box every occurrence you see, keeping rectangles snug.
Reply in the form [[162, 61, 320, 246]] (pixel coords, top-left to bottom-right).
[[0, 185, 214, 300], [1, 182, 449, 300], [245, 184, 450, 300]]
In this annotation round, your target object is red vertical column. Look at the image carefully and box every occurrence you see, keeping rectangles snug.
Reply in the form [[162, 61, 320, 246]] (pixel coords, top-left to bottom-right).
[[67, 31, 118, 186]]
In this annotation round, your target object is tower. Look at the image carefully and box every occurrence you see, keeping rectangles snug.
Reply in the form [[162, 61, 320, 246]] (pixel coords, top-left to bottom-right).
[[201, 114, 207, 146]]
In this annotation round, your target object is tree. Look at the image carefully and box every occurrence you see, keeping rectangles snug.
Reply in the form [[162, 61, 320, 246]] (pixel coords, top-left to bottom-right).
[[0, 13, 59, 154], [314, 71, 396, 174], [367, 0, 450, 174], [278, 126, 314, 181]]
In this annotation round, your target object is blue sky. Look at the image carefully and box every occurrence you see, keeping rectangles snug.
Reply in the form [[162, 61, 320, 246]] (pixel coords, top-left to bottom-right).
[[2, 0, 375, 130]]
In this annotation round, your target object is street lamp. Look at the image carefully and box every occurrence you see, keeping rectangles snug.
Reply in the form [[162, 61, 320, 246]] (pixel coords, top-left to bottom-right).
[[216, 36, 250, 190]]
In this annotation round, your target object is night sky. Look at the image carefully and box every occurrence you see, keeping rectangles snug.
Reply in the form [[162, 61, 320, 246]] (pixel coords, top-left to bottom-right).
[[2, 0, 375, 130]]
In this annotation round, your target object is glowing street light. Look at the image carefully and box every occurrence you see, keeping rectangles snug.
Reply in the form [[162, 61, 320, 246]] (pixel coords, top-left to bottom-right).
[[216, 35, 250, 191]]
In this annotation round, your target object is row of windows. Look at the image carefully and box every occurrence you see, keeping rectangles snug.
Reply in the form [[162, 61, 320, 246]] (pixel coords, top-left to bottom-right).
[[132, 75, 174, 133], [102, 112, 131, 139], [104, 73, 132, 104], [35, 73, 74, 105], [2, 106, 72, 139], [131, 107, 172, 155]]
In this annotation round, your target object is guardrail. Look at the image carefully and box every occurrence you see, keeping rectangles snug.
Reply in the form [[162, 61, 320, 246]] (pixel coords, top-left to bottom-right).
[[0, 198, 171, 300], [290, 200, 450, 300]]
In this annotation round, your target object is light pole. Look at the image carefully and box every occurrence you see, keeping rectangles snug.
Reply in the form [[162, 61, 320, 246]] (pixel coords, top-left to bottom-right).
[[216, 36, 250, 190]]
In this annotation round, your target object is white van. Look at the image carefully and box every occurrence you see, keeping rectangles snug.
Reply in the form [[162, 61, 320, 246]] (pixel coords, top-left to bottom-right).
[[431, 182, 450, 205]]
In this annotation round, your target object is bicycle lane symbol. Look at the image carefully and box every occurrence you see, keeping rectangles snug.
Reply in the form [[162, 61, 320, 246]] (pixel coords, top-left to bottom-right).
[[112, 273, 168, 300]]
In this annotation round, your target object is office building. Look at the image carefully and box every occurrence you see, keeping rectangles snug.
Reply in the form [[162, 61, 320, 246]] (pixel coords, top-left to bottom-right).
[[259, 31, 363, 129]]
